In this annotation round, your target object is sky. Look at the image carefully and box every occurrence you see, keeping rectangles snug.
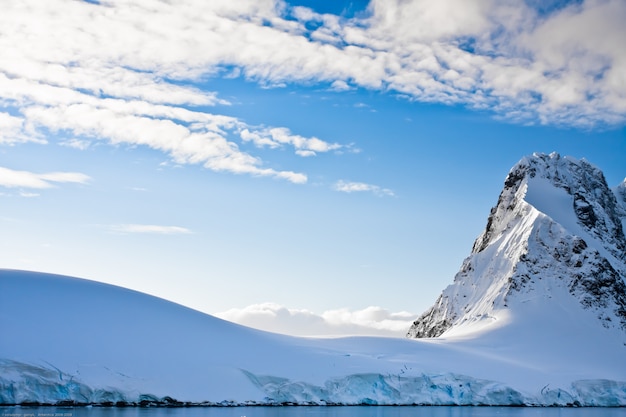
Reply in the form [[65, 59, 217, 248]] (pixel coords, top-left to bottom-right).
[[0, 0, 625, 337]]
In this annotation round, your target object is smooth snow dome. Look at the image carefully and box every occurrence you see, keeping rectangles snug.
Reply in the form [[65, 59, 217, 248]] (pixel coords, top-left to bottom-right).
[[1, 269, 625, 406]]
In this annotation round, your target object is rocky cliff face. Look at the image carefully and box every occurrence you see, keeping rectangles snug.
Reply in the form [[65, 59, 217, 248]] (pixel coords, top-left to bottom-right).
[[614, 179, 626, 228], [408, 152, 626, 338]]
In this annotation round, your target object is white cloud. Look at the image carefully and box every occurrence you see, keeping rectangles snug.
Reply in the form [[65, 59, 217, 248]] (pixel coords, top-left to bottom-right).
[[334, 180, 394, 197], [0, 0, 623, 192], [329, 80, 354, 92], [276, 0, 626, 126], [240, 127, 342, 156], [215, 303, 415, 337], [0, 1, 322, 183], [0, 166, 91, 189], [60, 138, 91, 150], [20, 99, 308, 183], [109, 224, 193, 235], [0, 112, 40, 145], [366, 0, 494, 42], [295, 150, 316, 157]]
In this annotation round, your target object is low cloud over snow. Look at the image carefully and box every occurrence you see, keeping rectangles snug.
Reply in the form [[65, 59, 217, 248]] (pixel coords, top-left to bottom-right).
[[215, 303, 415, 337]]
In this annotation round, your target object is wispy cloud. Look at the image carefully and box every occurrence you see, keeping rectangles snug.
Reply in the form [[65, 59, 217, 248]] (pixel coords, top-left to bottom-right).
[[0, 166, 91, 189], [215, 303, 415, 337], [60, 138, 91, 150], [334, 180, 394, 197], [109, 224, 193, 235]]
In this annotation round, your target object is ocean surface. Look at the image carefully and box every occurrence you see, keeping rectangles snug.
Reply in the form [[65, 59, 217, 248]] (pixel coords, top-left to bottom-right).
[[1, 406, 625, 417]]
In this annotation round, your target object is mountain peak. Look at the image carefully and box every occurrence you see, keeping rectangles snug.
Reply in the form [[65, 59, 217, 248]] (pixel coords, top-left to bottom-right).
[[408, 153, 626, 339], [474, 152, 625, 257]]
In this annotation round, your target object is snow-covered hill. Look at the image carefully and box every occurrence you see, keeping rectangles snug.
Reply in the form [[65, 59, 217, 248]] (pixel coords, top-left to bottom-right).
[[1, 153, 625, 406], [0, 269, 623, 406], [408, 152, 626, 339]]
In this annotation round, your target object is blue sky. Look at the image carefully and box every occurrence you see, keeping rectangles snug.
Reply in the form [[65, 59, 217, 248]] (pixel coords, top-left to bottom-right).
[[0, 0, 625, 336]]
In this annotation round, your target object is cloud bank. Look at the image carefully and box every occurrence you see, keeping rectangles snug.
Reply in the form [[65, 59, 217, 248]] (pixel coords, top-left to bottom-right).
[[215, 303, 415, 337], [1, 0, 623, 186]]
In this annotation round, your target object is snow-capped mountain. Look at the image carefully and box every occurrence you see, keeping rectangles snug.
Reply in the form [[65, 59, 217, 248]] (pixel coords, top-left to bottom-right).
[[1, 153, 625, 407], [408, 152, 626, 339]]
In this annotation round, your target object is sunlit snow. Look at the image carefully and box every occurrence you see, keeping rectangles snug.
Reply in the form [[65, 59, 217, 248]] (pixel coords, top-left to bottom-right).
[[1, 269, 624, 406]]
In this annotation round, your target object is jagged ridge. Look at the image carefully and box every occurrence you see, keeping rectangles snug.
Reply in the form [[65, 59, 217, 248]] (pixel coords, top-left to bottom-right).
[[408, 152, 626, 338]]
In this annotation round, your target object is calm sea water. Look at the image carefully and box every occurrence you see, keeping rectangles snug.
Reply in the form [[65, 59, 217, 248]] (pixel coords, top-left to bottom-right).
[[1, 406, 625, 417]]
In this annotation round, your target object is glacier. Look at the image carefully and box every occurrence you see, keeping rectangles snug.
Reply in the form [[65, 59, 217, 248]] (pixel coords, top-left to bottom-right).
[[1, 153, 626, 407], [2, 358, 626, 407]]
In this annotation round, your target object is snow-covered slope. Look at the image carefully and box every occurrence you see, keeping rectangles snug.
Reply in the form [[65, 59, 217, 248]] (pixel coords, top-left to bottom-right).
[[1, 268, 625, 406], [408, 152, 626, 340]]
